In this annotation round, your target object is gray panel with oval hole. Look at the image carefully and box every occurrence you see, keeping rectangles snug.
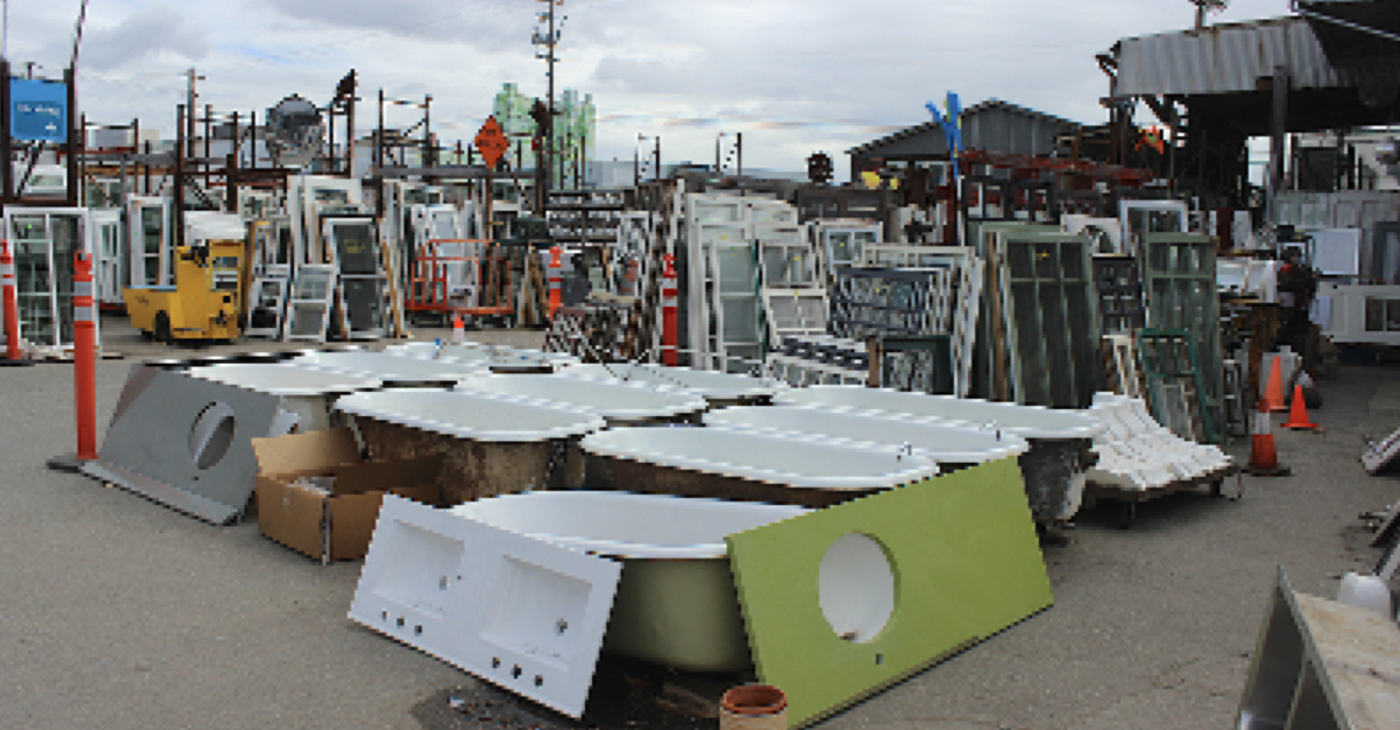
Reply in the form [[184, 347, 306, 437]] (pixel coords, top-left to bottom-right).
[[81, 367, 285, 524]]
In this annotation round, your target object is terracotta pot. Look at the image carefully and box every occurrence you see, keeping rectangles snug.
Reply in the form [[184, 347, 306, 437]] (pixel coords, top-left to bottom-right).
[[720, 685, 787, 730]]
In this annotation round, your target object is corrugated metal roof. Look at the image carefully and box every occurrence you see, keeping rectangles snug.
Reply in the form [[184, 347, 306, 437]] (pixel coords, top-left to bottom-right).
[[848, 99, 1081, 156], [1113, 16, 1361, 97]]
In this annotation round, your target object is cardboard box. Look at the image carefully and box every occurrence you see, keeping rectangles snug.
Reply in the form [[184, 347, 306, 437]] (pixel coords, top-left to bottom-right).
[[252, 427, 443, 563]]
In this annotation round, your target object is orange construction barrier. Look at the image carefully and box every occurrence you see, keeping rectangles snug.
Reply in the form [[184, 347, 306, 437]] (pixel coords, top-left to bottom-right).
[[1246, 397, 1290, 476], [547, 246, 563, 318], [0, 238, 33, 366], [1262, 355, 1287, 413], [661, 253, 678, 366], [1282, 384, 1322, 430]]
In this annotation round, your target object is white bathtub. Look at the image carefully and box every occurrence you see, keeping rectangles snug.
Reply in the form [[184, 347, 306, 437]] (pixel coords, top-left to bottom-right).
[[334, 389, 607, 503], [773, 385, 1101, 440], [185, 362, 382, 431], [581, 426, 939, 506], [773, 386, 1101, 523], [385, 341, 578, 371], [291, 350, 484, 386], [450, 491, 807, 672], [704, 405, 1030, 465], [559, 363, 779, 406], [455, 373, 709, 426]]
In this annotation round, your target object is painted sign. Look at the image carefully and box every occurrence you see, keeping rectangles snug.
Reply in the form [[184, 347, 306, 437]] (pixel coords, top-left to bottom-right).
[[10, 79, 68, 143], [474, 116, 508, 169]]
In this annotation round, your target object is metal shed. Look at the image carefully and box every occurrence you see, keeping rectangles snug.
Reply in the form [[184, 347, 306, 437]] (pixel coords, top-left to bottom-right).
[[847, 99, 1083, 178]]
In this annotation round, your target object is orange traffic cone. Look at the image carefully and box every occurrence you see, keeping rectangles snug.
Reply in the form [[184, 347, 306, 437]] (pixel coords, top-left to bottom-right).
[[1262, 356, 1287, 413], [1282, 384, 1322, 430], [1247, 397, 1290, 476], [451, 313, 465, 344]]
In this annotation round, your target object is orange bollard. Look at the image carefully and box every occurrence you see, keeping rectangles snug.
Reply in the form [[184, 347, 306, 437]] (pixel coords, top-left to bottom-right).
[[547, 246, 563, 318], [48, 251, 99, 472], [1246, 397, 1290, 476], [1282, 384, 1322, 430], [1262, 355, 1287, 413], [0, 238, 33, 367], [661, 253, 678, 366]]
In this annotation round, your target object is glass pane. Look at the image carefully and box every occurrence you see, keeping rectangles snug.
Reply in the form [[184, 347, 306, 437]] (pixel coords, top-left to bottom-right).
[[343, 278, 383, 331], [1366, 297, 1386, 332], [141, 207, 163, 255], [1034, 243, 1056, 279], [332, 223, 378, 275], [721, 297, 759, 341], [293, 270, 332, 300], [289, 303, 326, 337], [716, 247, 756, 290], [1007, 242, 1033, 279], [1060, 244, 1083, 280]]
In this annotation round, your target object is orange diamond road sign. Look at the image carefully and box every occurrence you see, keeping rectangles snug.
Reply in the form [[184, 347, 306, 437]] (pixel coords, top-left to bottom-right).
[[475, 116, 508, 169]]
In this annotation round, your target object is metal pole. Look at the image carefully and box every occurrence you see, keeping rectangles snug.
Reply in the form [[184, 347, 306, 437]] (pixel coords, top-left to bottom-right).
[[737, 132, 743, 177], [654, 136, 660, 181], [131, 117, 140, 193], [545, 0, 555, 206], [423, 94, 431, 168], [1, 59, 11, 206], [65, 67, 77, 207], [375, 88, 384, 218], [203, 103, 212, 187], [78, 112, 85, 206], [1267, 66, 1288, 225], [327, 99, 336, 174], [345, 74, 355, 178], [175, 104, 186, 249], [186, 68, 197, 160]]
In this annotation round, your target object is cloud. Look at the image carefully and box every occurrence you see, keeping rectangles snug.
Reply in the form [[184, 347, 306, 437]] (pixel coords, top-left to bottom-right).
[[255, 0, 527, 52], [81, 4, 209, 70], [44, 0, 1295, 179]]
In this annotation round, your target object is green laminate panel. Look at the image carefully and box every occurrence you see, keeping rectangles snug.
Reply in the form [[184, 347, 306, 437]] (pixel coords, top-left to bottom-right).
[[726, 457, 1053, 728]]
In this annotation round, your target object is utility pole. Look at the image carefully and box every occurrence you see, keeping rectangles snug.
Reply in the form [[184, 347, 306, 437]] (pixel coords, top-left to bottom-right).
[[532, 0, 565, 212]]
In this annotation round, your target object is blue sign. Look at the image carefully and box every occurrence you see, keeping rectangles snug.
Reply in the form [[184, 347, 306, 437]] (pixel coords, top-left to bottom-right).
[[10, 79, 68, 143]]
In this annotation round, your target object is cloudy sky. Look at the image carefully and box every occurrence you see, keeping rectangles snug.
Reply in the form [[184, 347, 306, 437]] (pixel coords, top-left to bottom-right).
[[6, 0, 1292, 175]]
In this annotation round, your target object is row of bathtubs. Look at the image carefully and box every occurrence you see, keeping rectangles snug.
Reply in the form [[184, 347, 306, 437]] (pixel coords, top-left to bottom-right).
[[173, 350, 1100, 679]]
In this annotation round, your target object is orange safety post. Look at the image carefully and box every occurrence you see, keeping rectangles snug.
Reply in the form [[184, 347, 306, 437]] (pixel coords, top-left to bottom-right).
[[1, 238, 32, 366], [1262, 355, 1287, 413], [48, 251, 99, 472], [547, 246, 564, 318], [661, 253, 678, 366]]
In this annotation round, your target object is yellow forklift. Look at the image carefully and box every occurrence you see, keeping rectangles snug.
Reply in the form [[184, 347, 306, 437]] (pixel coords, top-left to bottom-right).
[[124, 213, 247, 343]]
